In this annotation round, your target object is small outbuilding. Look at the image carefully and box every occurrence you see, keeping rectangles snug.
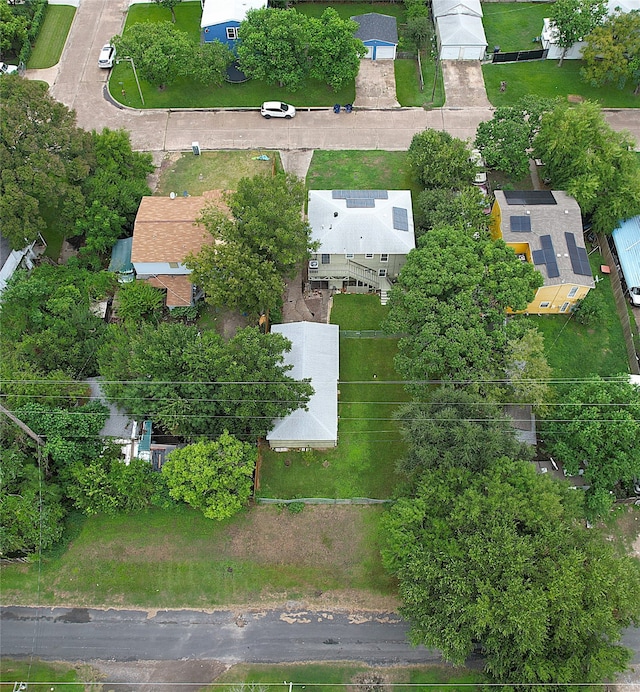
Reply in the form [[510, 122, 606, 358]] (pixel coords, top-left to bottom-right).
[[351, 13, 398, 60], [267, 322, 339, 451], [436, 14, 487, 60], [432, 0, 482, 19]]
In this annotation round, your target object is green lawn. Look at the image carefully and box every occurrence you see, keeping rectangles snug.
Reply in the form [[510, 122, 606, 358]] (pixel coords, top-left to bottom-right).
[[155, 150, 279, 196], [522, 251, 630, 379], [258, 295, 408, 500], [297, 2, 407, 21], [0, 659, 86, 690], [396, 56, 445, 108], [482, 60, 640, 108], [112, 1, 354, 108], [1, 504, 392, 607], [27, 4, 76, 68], [212, 663, 486, 691], [482, 2, 551, 53], [307, 150, 419, 196]]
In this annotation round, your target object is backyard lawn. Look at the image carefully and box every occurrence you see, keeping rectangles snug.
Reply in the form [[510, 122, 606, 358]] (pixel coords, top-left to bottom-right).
[[481, 1, 551, 53], [522, 250, 630, 379], [258, 295, 409, 499], [26, 4, 76, 68], [0, 504, 393, 608]]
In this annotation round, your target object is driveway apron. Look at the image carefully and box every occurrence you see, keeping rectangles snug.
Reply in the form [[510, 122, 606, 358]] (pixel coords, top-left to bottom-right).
[[353, 59, 400, 108], [441, 60, 492, 107]]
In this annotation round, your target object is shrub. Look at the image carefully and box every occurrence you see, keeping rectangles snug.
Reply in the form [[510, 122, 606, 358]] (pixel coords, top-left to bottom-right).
[[573, 290, 605, 326]]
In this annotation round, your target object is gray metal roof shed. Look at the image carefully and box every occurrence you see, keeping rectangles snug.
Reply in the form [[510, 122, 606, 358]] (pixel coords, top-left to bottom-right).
[[267, 322, 339, 450]]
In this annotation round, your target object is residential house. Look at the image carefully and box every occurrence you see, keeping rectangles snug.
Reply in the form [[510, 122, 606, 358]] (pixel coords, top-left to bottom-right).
[[541, 0, 640, 60], [351, 13, 398, 60], [130, 191, 226, 308], [267, 321, 339, 450], [491, 190, 595, 314], [307, 190, 415, 304], [612, 214, 640, 306], [0, 233, 46, 296], [201, 0, 264, 46]]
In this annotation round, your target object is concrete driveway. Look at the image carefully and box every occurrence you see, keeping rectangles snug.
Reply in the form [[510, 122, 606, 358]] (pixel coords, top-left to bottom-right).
[[354, 59, 400, 108], [441, 60, 492, 107]]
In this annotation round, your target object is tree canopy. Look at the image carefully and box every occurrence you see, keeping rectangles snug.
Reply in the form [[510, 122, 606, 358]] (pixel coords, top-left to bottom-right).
[[383, 226, 542, 393], [549, 0, 607, 66], [475, 96, 558, 179], [162, 433, 256, 520], [581, 9, 640, 94], [534, 100, 640, 234], [0, 264, 114, 378], [413, 186, 490, 239], [407, 129, 478, 190], [187, 173, 313, 318], [395, 388, 532, 487], [97, 323, 313, 439], [237, 8, 364, 91], [543, 376, 640, 517], [382, 459, 640, 685]]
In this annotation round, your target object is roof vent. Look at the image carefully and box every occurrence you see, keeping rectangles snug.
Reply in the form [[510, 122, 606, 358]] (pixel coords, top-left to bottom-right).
[[334, 211, 338, 217]]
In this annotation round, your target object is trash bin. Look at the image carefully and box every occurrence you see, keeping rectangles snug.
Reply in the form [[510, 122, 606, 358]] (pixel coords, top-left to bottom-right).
[[333, 104, 341, 114]]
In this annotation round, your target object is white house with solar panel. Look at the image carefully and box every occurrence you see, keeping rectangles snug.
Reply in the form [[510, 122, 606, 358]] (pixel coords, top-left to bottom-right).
[[307, 190, 415, 305], [491, 190, 595, 315]]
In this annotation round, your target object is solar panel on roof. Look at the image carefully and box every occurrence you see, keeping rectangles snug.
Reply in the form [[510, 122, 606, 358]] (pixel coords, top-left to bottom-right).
[[392, 207, 409, 231], [532, 249, 545, 265], [546, 260, 560, 278], [510, 215, 531, 232], [504, 191, 557, 205], [540, 235, 553, 250], [346, 198, 375, 208], [565, 232, 592, 276]]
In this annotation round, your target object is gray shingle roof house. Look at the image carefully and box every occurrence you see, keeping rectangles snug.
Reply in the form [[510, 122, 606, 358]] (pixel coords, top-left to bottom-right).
[[307, 190, 415, 304], [267, 322, 339, 450], [351, 13, 398, 59], [491, 190, 595, 314]]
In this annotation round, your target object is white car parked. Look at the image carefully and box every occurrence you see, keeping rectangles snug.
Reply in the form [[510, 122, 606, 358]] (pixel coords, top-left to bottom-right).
[[98, 44, 116, 69], [260, 101, 296, 119], [0, 62, 19, 76]]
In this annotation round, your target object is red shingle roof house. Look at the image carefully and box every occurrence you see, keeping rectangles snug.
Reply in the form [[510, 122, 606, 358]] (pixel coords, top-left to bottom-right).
[[131, 191, 227, 307]]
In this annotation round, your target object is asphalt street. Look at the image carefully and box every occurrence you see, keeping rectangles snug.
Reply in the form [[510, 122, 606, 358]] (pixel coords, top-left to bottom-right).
[[1, 607, 438, 665]]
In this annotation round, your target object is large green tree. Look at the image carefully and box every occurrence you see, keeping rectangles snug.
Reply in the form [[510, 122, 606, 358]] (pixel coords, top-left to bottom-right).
[[474, 97, 558, 179], [382, 460, 640, 685], [162, 433, 256, 520], [543, 376, 640, 517], [112, 22, 192, 88], [98, 323, 312, 439], [395, 388, 531, 487], [414, 186, 489, 239], [407, 129, 478, 190], [549, 0, 607, 66], [187, 173, 313, 318], [0, 264, 114, 377], [0, 0, 27, 57], [581, 9, 640, 94], [383, 226, 542, 393], [308, 8, 366, 91], [534, 100, 640, 234], [0, 77, 92, 249], [238, 8, 312, 91]]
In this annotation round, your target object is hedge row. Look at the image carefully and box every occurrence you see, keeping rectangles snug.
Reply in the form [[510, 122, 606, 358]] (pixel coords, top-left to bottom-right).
[[18, 0, 48, 66]]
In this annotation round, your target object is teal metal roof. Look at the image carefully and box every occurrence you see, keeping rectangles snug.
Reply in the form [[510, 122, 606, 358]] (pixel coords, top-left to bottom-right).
[[139, 420, 152, 453], [109, 237, 134, 274], [613, 216, 640, 288]]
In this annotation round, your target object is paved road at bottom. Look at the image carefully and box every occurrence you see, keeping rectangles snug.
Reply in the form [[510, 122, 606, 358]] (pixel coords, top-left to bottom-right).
[[0, 607, 437, 665]]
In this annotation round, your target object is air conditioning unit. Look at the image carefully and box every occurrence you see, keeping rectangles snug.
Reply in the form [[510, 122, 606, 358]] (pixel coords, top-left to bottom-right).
[[309, 260, 319, 269]]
